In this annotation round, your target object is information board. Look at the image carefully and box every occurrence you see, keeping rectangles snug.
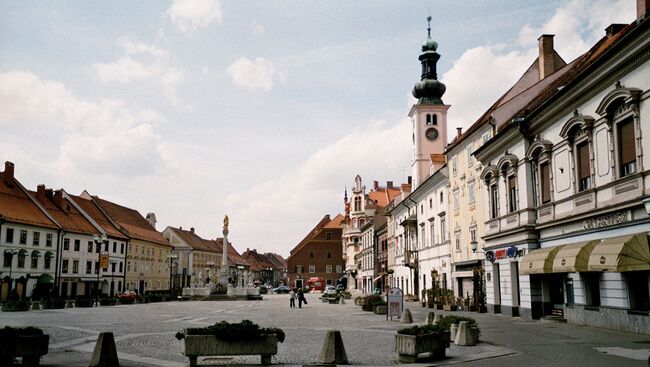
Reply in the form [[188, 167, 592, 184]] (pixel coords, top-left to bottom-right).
[[100, 252, 109, 269], [386, 287, 403, 321]]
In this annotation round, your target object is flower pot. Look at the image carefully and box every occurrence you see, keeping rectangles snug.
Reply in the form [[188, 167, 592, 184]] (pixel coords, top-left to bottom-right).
[[183, 334, 278, 366], [395, 333, 446, 363], [0, 334, 49, 367]]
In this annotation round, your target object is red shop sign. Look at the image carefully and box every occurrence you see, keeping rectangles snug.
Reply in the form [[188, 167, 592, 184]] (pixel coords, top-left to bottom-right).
[[495, 249, 507, 260]]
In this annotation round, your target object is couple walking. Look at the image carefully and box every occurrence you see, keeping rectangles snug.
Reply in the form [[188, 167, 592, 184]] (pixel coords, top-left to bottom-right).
[[289, 288, 307, 308]]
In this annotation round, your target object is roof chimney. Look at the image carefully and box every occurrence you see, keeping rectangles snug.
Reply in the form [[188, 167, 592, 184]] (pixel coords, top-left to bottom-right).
[[45, 188, 54, 199], [146, 213, 157, 229], [386, 181, 393, 189], [53, 190, 68, 213], [190, 227, 195, 234], [373, 180, 379, 190], [2, 161, 14, 186], [606, 24, 627, 37], [36, 185, 46, 204], [538, 34, 556, 80], [456, 127, 462, 138], [638, 0, 649, 20]]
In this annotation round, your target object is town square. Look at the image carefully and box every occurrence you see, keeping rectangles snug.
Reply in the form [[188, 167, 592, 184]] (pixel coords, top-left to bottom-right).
[[1, 0, 650, 366]]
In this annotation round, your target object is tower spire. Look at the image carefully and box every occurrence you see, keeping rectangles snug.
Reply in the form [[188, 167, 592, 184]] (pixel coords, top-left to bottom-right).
[[412, 16, 446, 105], [427, 15, 432, 39]]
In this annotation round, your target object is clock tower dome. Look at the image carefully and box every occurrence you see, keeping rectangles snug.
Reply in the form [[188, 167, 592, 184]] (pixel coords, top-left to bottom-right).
[[409, 16, 449, 188]]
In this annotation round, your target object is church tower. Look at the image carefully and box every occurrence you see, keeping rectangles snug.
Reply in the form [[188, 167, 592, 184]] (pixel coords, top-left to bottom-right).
[[409, 16, 449, 188]]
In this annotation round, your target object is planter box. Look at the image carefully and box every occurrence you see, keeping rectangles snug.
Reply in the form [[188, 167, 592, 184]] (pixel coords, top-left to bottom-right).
[[395, 333, 446, 363], [374, 305, 387, 315], [183, 334, 278, 366], [0, 334, 49, 366], [443, 304, 457, 311]]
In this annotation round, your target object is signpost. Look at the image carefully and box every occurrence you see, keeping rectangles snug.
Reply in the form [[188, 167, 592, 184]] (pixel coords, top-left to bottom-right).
[[386, 287, 403, 321], [99, 252, 109, 270]]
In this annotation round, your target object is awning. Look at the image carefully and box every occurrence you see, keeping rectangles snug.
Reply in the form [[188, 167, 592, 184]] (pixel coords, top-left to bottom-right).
[[552, 240, 600, 273], [31, 250, 41, 257], [17, 249, 28, 256], [37, 274, 53, 284], [520, 247, 560, 275], [588, 234, 650, 272], [44, 251, 54, 258]]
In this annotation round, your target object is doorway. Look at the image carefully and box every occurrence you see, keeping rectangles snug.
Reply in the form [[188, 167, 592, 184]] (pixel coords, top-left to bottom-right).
[[548, 274, 565, 317]]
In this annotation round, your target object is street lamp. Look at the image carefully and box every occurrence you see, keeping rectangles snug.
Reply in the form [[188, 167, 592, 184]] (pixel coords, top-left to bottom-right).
[[167, 253, 178, 297], [93, 234, 107, 306], [4, 248, 18, 295]]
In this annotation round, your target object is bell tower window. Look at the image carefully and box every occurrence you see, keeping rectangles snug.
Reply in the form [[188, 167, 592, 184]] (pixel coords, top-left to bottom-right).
[[425, 114, 437, 126]]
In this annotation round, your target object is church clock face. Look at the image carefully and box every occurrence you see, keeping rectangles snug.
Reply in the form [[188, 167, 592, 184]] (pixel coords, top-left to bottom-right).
[[425, 127, 439, 141]]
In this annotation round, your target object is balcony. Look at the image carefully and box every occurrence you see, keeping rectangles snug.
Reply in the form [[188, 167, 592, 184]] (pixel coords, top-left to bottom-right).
[[402, 250, 418, 268]]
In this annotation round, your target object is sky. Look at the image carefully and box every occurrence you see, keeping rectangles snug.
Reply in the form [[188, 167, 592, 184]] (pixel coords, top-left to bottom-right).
[[0, 0, 636, 257]]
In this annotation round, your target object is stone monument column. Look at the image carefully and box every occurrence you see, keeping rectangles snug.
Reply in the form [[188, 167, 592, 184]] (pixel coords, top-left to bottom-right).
[[219, 215, 230, 286]]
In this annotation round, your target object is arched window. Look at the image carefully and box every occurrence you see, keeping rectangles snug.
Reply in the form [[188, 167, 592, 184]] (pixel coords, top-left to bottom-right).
[[425, 114, 438, 126], [359, 219, 365, 227], [354, 196, 362, 211], [560, 113, 594, 192], [481, 165, 500, 219], [526, 137, 554, 206]]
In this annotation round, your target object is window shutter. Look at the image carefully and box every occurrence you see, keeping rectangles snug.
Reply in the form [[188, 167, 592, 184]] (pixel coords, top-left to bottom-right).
[[577, 142, 590, 179], [619, 119, 635, 165], [540, 162, 550, 203]]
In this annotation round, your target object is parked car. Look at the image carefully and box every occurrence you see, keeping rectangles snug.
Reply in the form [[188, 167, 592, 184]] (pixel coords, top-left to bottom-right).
[[117, 290, 137, 301], [272, 285, 290, 294], [335, 284, 345, 292], [324, 285, 337, 295]]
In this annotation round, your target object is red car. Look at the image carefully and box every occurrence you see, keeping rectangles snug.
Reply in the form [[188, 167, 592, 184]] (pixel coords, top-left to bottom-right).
[[117, 290, 137, 301]]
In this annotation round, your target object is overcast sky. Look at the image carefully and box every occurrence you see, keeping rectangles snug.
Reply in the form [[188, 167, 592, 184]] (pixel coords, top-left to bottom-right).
[[0, 0, 635, 256]]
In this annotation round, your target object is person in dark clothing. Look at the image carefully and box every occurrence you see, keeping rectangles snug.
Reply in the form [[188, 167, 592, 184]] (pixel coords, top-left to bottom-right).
[[297, 288, 307, 308]]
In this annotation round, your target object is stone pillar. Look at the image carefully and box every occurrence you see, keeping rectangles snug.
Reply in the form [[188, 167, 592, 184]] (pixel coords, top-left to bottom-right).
[[218, 227, 230, 287]]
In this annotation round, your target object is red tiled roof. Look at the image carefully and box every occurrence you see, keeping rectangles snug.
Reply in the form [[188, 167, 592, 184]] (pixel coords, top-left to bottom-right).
[[242, 249, 274, 272], [212, 238, 249, 266], [91, 196, 170, 247], [28, 190, 97, 235], [324, 213, 344, 229], [264, 253, 287, 269], [0, 176, 58, 229], [289, 215, 332, 256], [168, 227, 215, 252], [69, 194, 127, 240]]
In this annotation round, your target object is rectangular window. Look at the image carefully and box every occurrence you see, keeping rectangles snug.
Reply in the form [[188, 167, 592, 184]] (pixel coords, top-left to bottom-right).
[[430, 223, 435, 245], [4, 254, 12, 267], [467, 145, 474, 166], [470, 228, 477, 243], [440, 218, 446, 242], [96, 243, 101, 253], [336, 265, 342, 273], [111, 263, 116, 272], [5, 228, 14, 243], [296, 265, 302, 273], [87, 241, 93, 253], [326, 251, 332, 259], [584, 273, 601, 307], [618, 119, 636, 177], [627, 272, 649, 311], [19, 230, 27, 244], [453, 190, 459, 210], [113, 242, 117, 253], [420, 226, 425, 249], [44, 255, 51, 269], [576, 141, 591, 191], [508, 176, 517, 212], [452, 157, 458, 174], [86, 261, 92, 274], [309, 251, 314, 258], [17, 253, 25, 268], [74, 239, 80, 251], [63, 238, 70, 251], [429, 198, 432, 209], [540, 162, 551, 204], [490, 184, 498, 218], [121, 243, 125, 254], [105, 242, 109, 252], [325, 232, 332, 240], [455, 233, 460, 251], [326, 265, 332, 273], [62, 259, 69, 273], [127, 261, 131, 272], [95, 261, 99, 274], [33, 232, 40, 246], [31, 255, 38, 269], [72, 260, 79, 274], [308, 265, 315, 273], [468, 181, 476, 203], [46, 233, 52, 247], [119, 262, 123, 273]]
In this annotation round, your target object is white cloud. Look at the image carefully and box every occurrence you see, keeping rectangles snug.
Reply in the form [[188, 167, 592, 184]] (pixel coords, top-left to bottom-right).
[[0, 70, 174, 177], [226, 57, 282, 92], [439, 0, 635, 142], [517, 0, 635, 61], [91, 38, 185, 104], [223, 118, 410, 254], [168, 0, 222, 32]]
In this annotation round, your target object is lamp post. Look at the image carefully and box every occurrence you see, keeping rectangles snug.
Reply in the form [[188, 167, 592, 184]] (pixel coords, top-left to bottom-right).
[[93, 234, 106, 306], [167, 253, 178, 297], [4, 248, 18, 296]]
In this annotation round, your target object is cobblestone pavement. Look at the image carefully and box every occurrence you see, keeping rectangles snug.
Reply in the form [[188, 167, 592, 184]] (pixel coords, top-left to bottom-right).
[[1, 293, 649, 366]]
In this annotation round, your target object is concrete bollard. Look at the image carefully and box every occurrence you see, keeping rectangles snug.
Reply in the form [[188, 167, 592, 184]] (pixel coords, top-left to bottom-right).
[[65, 300, 74, 308], [318, 330, 348, 365], [426, 312, 435, 325], [450, 324, 458, 342], [433, 314, 443, 324], [400, 308, 413, 323], [339, 297, 345, 304], [454, 321, 475, 346], [89, 332, 120, 367], [31, 301, 42, 310]]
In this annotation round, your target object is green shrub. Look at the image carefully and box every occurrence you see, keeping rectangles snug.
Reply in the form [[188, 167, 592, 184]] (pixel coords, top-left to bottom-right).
[[1, 301, 29, 312], [119, 298, 134, 304], [100, 298, 117, 306], [75, 298, 94, 307], [0, 326, 43, 337], [176, 320, 285, 343], [398, 324, 444, 336], [148, 295, 163, 303], [436, 315, 479, 333], [43, 298, 66, 309], [362, 295, 383, 311]]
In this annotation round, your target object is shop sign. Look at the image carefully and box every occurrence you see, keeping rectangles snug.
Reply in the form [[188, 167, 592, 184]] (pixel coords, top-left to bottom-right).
[[386, 287, 403, 321], [99, 252, 109, 269], [495, 249, 507, 260]]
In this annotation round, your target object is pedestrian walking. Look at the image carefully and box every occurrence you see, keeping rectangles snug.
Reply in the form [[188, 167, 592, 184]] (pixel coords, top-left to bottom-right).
[[289, 288, 296, 308], [297, 288, 308, 308]]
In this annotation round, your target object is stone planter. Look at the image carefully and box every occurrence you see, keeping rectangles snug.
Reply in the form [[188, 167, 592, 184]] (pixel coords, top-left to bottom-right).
[[395, 333, 447, 363], [374, 305, 387, 315], [470, 326, 480, 344], [0, 334, 49, 366], [328, 298, 338, 304], [183, 334, 278, 366]]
